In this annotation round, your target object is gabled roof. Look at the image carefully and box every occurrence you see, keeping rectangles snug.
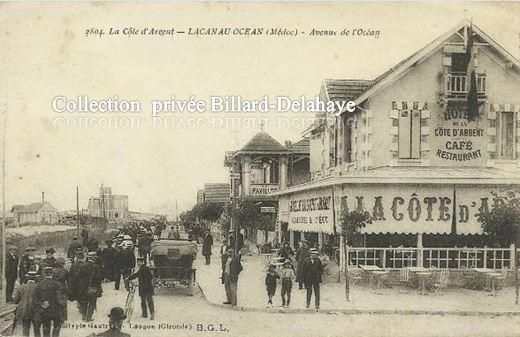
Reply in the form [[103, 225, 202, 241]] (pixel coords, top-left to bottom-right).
[[287, 137, 310, 154], [238, 131, 287, 153], [11, 202, 55, 214], [322, 20, 520, 114]]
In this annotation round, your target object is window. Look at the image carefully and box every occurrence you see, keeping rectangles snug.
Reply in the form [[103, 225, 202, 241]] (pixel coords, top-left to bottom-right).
[[398, 110, 421, 159], [498, 111, 516, 159], [451, 53, 466, 72], [343, 116, 352, 163], [251, 159, 279, 184], [329, 128, 336, 167]]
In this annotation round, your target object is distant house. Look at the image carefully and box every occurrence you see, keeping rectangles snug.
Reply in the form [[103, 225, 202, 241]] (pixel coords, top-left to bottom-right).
[[87, 186, 129, 221], [10, 202, 58, 227]]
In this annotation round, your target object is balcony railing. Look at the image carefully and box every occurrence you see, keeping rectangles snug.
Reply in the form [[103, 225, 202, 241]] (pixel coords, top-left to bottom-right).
[[445, 72, 486, 96]]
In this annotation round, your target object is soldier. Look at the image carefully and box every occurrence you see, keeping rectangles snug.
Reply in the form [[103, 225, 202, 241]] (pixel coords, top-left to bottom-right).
[[67, 237, 82, 262], [19, 247, 39, 284], [33, 267, 65, 337], [12, 270, 39, 337], [6, 244, 19, 303], [85, 307, 130, 337]]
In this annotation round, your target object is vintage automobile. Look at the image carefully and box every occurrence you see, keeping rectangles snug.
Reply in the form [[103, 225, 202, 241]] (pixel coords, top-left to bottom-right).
[[149, 239, 198, 295]]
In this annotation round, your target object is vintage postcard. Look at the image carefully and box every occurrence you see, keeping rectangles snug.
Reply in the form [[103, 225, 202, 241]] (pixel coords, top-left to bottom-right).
[[1, 2, 520, 337]]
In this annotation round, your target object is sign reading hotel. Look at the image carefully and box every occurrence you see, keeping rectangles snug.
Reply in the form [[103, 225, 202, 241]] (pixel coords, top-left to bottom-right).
[[289, 190, 334, 233], [340, 185, 492, 234], [434, 104, 485, 165], [251, 184, 279, 195]]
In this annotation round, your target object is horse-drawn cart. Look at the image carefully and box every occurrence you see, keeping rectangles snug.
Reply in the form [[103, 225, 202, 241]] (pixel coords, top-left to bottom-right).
[[150, 239, 198, 295]]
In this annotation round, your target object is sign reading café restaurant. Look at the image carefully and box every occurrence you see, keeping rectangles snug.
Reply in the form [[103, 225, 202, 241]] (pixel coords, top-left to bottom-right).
[[288, 185, 494, 235]]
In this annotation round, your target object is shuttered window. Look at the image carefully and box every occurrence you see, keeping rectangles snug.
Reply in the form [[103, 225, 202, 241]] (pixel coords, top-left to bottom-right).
[[398, 109, 421, 159]]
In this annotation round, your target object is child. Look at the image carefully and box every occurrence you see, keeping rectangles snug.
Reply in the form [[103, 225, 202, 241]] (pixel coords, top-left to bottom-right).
[[279, 259, 296, 307], [265, 264, 279, 305]]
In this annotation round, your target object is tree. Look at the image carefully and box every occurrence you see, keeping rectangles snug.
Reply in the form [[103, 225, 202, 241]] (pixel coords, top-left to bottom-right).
[[477, 190, 520, 246], [340, 209, 372, 302]]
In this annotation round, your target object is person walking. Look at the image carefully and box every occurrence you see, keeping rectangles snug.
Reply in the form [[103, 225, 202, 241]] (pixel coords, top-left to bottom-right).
[[113, 243, 125, 291], [77, 253, 103, 322], [67, 236, 82, 262], [295, 241, 309, 290], [6, 245, 19, 303], [121, 242, 136, 291], [265, 264, 278, 306], [42, 248, 56, 269], [202, 229, 213, 265], [19, 247, 39, 284], [279, 259, 295, 307], [68, 250, 85, 304], [12, 270, 39, 337], [33, 267, 65, 337], [52, 258, 69, 323], [223, 249, 242, 306], [127, 257, 155, 320], [101, 240, 116, 282], [303, 248, 323, 310]]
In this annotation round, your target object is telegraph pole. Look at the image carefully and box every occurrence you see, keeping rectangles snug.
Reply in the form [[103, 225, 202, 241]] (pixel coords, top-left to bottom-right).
[[1, 94, 6, 306], [76, 186, 80, 231]]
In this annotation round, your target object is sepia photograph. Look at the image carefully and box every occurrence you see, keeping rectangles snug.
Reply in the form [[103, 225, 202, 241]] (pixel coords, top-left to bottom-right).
[[0, 2, 520, 336]]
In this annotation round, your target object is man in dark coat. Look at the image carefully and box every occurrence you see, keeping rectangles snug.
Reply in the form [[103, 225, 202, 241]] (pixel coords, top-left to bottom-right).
[[68, 250, 85, 302], [295, 241, 310, 289], [5, 245, 19, 303], [19, 247, 39, 285], [77, 253, 103, 322], [12, 270, 39, 337], [33, 267, 65, 337], [67, 237, 82, 262], [52, 258, 69, 323], [202, 229, 213, 265], [302, 248, 323, 310], [41, 248, 56, 269], [127, 257, 155, 320], [101, 241, 117, 282], [223, 249, 242, 306], [113, 244, 125, 291]]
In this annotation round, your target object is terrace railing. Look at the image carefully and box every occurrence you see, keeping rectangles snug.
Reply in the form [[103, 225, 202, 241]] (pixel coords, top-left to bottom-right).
[[347, 246, 518, 269]]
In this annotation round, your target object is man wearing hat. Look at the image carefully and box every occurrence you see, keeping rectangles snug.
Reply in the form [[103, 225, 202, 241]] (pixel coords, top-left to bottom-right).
[[101, 240, 117, 282], [12, 270, 39, 337], [19, 247, 38, 284], [5, 244, 19, 302], [77, 252, 103, 322], [127, 257, 155, 320], [52, 258, 69, 322], [34, 267, 65, 337], [86, 307, 130, 337], [68, 250, 86, 304], [42, 248, 56, 269], [222, 248, 242, 306], [302, 248, 323, 310], [202, 229, 213, 265], [67, 237, 82, 261]]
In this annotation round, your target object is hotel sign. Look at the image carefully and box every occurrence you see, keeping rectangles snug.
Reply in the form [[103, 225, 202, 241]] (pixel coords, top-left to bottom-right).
[[251, 184, 279, 195]]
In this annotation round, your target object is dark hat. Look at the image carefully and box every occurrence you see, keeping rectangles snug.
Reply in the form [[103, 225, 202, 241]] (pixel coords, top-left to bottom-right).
[[268, 264, 276, 269], [55, 257, 66, 266], [283, 259, 291, 265], [72, 236, 78, 240], [75, 251, 85, 260], [136, 257, 145, 262], [45, 248, 55, 254], [108, 307, 126, 320]]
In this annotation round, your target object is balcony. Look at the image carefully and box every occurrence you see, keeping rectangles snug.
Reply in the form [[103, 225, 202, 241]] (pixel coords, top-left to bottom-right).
[[444, 72, 486, 101]]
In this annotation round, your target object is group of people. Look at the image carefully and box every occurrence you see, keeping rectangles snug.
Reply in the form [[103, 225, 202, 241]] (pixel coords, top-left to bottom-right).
[[266, 242, 324, 309]]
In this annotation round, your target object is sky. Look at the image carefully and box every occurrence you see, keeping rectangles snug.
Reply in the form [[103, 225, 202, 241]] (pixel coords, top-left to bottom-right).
[[1, 2, 519, 218]]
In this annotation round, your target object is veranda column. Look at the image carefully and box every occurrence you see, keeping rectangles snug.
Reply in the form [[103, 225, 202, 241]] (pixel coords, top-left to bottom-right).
[[417, 233, 424, 267]]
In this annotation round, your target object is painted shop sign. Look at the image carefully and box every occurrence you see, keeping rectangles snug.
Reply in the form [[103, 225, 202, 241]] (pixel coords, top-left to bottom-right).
[[340, 185, 493, 234], [289, 190, 334, 233], [433, 104, 486, 165]]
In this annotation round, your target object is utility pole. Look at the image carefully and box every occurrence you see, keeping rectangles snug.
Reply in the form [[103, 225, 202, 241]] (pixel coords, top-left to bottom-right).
[[1, 94, 6, 306], [76, 186, 80, 231]]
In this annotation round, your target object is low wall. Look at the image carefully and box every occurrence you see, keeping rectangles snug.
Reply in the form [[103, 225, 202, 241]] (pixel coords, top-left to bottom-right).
[[7, 227, 111, 254]]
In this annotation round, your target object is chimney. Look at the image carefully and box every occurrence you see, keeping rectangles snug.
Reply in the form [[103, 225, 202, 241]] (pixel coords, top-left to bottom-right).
[[42, 191, 45, 203], [285, 140, 292, 149]]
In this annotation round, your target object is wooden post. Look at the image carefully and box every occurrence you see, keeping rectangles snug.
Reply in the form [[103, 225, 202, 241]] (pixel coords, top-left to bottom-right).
[[343, 232, 350, 302], [417, 233, 423, 268], [483, 246, 487, 269], [513, 243, 518, 305]]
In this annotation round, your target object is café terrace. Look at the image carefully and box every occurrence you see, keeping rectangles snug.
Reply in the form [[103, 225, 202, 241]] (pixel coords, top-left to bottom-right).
[[271, 21, 520, 274]]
